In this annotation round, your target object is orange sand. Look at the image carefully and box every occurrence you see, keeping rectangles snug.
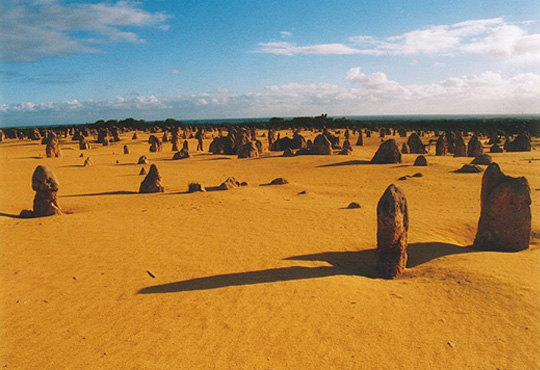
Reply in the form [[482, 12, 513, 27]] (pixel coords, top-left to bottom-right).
[[0, 130, 539, 369]]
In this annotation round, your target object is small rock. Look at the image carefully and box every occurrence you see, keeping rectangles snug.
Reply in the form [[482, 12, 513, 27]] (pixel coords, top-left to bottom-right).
[[470, 154, 492, 165], [188, 182, 206, 193], [456, 164, 484, 173], [347, 202, 362, 209], [413, 155, 428, 166], [412, 172, 423, 178], [269, 177, 289, 185]]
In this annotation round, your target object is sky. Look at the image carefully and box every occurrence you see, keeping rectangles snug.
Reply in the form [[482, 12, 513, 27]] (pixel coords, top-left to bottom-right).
[[1, 0, 540, 126]]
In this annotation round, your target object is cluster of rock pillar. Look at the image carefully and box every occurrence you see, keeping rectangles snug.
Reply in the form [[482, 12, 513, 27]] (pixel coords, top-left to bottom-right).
[[376, 162, 530, 278]]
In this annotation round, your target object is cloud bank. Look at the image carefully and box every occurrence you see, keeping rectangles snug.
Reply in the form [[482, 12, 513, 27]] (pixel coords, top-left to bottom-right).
[[255, 17, 540, 63], [2, 69, 539, 126], [0, 0, 170, 62]]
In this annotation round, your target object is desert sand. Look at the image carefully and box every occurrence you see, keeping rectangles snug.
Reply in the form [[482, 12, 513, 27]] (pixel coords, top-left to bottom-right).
[[0, 129, 539, 369]]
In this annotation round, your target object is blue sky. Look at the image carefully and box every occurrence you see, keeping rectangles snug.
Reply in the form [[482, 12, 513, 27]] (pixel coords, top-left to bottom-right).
[[1, 0, 540, 126]]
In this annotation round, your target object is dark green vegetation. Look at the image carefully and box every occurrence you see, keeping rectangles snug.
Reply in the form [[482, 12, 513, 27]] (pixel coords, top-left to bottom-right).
[[1, 115, 539, 138]]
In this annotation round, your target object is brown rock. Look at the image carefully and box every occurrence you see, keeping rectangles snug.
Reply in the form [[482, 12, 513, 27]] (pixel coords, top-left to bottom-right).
[[355, 131, 364, 146], [436, 135, 447, 156], [139, 164, 164, 193], [376, 184, 409, 279], [347, 202, 362, 209], [453, 134, 467, 157], [490, 143, 503, 153], [269, 177, 289, 185], [83, 157, 94, 167], [456, 164, 484, 173], [149, 135, 163, 152], [474, 163, 531, 251], [123, 145, 130, 154], [137, 156, 149, 164], [312, 134, 333, 155], [218, 177, 242, 190], [139, 167, 147, 175], [414, 155, 428, 166], [505, 133, 532, 152], [467, 134, 484, 157], [188, 183, 206, 193], [132, 132, 138, 140], [22, 165, 62, 217], [371, 139, 402, 164], [45, 133, 62, 158], [407, 133, 426, 154], [79, 137, 91, 150], [471, 154, 492, 165], [237, 141, 260, 158], [401, 143, 409, 154], [283, 147, 294, 157], [172, 148, 191, 160]]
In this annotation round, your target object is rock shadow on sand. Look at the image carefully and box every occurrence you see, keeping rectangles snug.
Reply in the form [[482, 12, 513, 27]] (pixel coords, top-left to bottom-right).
[[138, 242, 475, 294], [317, 160, 371, 168], [61, 190, 137, 198]]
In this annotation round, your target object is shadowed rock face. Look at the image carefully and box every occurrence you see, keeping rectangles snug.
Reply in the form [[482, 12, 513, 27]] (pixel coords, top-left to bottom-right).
[[436, 135, 447, 156], [401, 143, 409, 154], [83, 157, 94, 167], [237, 141, 260, 158], [371, 139, 402, 164], [28, 165, 62, 217], [490, 143, 503, 153], [474, 163, 531, 252], [218, 177, 242, 190], [456, 164, 483, 173], [172, 148, 191, 160], [137, 156, 149, 164], [376, 184, 408, 279], [283, 147, 294, 157], [139, 164, 164, 193], [123, 145, 130, 154], [209, 136, 235, 154], [79, 137, 91, 150], [505, 133, 532, 152], [471, 154, 492, 165], [453, 134, 467, 157], [149, 135, 163, 152], [407, 133, 426, 154], [312, 134, 333, 155], [414, 155, 427, 166], [467, 134, 484, 157], [270, 137, 294, 152], [292, 134, 307, 149], [355, 131, 364, 146]]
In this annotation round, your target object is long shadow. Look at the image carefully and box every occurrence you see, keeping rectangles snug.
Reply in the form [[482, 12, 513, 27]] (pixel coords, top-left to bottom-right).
[[0, 212, 23, 219], [317, 160, 371, 168], [61, 190, 137, 198], [138, 242, 475, 294]]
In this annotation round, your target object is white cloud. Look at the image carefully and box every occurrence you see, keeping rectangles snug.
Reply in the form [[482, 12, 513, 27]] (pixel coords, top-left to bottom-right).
[[280, 31, 292, 38], [172, 69, 180, 75], [253, 42, 363, 56], [0, 0, 171, 62], [254, 17, 540, 63], [349, 17, 540, 63], [2, 68, 539, 125]]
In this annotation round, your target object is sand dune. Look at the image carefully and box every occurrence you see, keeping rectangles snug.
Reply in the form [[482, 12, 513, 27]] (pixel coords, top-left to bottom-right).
[[0, 130, 538, 369]]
